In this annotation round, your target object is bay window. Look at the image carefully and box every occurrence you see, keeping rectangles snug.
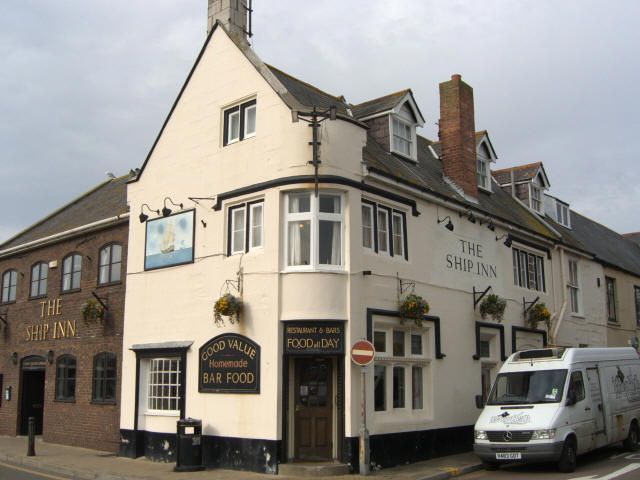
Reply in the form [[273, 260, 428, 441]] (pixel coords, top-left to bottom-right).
[[285, 192, 343, 270]]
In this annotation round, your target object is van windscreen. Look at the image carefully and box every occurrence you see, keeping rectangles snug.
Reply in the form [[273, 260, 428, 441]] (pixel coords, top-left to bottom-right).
[[487, 369, 568, 405]]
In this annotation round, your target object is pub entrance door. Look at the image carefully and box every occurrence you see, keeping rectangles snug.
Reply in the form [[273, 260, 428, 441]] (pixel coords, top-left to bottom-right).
[[20, 356, 46, 435], [294, 357, 333, 460]]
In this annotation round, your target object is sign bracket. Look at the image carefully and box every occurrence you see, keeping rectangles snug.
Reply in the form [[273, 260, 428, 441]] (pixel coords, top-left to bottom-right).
[[473, 286, 492, 309], [523, 296, 540, 317]]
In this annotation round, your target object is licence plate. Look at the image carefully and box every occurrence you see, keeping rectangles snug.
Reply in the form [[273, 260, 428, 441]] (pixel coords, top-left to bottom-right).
[[496, 452, 521, 460]]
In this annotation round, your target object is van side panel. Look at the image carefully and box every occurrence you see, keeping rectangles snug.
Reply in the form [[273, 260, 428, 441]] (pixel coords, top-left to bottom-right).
[[601, 363, 640, 443]]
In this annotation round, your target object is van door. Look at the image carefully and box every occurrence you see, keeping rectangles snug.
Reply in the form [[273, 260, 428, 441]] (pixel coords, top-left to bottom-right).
[[567, 370, 594, 453], [585, 367, 607, 447]]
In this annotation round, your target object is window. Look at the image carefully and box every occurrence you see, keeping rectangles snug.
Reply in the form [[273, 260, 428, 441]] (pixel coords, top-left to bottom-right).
[[512, 247, 545, 292], [477, 143, 492, 191], [30, 262, 48, 298], [634, 286, 640, 329], [392, 117, 412, 157], [393, 366, 405, 408], [479, 339, 490, 358], [568, 259, 580, 314], [556, 202, 570, 227], [2, 269, 17, 303], [285, 192, 342, 269], [393, 330, 405, 356], [606, 277, 617, 323], [148, 358, 181, 413], [223, 99, 256, 146], [477, 158, 488, 189], [98, 244, 122, 285], [374, 330, 386, 353], [374, 365, 386, 411], [410, 334, 422, 355], [228, 200, 264, 255], [361, 200, 407, 260], [531, 184, 542, 212], [61, 253, 82, 291], [568, 371, 585, 403], [412, 366, 423, 409], [55, 355, 76, 401], [93, 353, 117, 403]]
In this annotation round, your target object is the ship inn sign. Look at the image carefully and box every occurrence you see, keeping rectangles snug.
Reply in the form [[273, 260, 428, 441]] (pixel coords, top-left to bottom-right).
[[283, 321, 345, 355], [199, 334, 260, 394]]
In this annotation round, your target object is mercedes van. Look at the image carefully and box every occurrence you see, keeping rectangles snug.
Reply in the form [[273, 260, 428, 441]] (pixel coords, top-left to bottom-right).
[[474, 347, 640, 472]]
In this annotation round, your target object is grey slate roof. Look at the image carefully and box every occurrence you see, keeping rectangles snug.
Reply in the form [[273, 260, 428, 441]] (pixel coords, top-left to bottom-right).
[[350, 90, 411, 119], [624, 233, 640, 246], [567, 211, 640, 277], [0, 176, 128, 251]]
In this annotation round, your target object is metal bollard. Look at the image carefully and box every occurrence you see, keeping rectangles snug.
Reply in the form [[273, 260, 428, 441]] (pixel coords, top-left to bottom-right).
[[27, 417, 36, 456]]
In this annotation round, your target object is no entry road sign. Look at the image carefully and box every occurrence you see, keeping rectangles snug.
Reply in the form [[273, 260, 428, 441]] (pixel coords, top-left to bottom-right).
[[351, 340, 375, 366]]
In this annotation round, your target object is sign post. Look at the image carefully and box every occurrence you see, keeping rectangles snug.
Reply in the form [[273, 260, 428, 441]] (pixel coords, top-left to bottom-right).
[[351, 340, 375, 475]]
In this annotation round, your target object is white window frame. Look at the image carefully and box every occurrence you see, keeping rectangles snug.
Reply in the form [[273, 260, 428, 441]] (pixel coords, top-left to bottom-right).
[[530, 184, 542, 212], [230, 206, 246, 255], [146, 358, 181, 415], [362, 203, 374, 250], [391, 117, 413, 158], [243, 103, 256, 139], [363, 200, 408, 260], [249, 202, 263, 250], [377, 207, 389, 254], [567, 258, 581, 314], [228, 200, 264, 256], [392, 211, 405, 258], [556, 202, 571, 228], [223, 99, 256, 146], [512, 247, 546, 292], [477, 157, 489, 190], [284, 191, 344, 272]]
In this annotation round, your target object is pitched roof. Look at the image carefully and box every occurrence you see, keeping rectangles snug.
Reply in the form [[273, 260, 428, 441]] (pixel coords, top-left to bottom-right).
[[363, 136, 558, 240], [0, 176, 128, 251], [492, 162, 543, 185], [623, 232, 640, 246], [568, 212, 640, 277], [350, 90, 411, 119]]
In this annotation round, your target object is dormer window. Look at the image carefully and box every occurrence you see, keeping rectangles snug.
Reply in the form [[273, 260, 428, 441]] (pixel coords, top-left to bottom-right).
[[392, 118, 412, 157], [389, 101, 420, 161], [531, 184, 542, 212], [556, 202, 570, 228]]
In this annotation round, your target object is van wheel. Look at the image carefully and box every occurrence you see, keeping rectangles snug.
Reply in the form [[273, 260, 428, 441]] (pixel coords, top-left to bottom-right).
[[624, 423, 639, 452], [482, 460, 499, 470], [557, 437, 577, 473]]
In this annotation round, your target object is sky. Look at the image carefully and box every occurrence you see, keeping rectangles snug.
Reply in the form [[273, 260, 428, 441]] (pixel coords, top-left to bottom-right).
[[1, 0, 639, 244]]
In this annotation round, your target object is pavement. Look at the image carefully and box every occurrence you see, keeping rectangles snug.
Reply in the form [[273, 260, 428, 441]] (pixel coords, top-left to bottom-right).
[[0, 435, 484, 480]]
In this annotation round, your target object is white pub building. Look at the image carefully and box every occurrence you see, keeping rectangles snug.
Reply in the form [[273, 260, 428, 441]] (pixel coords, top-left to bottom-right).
[[118, 1, 596, 473]]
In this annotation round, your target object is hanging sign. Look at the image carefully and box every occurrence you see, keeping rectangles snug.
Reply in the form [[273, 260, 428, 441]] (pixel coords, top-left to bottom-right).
[[283, 321, 344, 355], [199, 334, 260, 394]]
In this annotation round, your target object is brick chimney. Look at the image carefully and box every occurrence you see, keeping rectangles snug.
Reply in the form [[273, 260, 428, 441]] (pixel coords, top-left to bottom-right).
[[207, 0, 250, 45], [439, 74, 477, 199]]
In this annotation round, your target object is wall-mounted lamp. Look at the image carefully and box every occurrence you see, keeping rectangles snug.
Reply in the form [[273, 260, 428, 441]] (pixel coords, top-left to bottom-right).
[[162, 197, 184, 217], [201, 220, 207, 228], [11, 352, 18, 365], [437, 215, 454, 231], [459, 210, 476, 223], [46, 350, 54, 364], [487, 220, 495, 231], [139, 203, 159, 223], [496, 234, 512, 248], [5, 386, 11, 401]]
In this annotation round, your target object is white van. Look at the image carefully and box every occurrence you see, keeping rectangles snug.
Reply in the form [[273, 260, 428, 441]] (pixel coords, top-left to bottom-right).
[[474, 347, 640, 472]]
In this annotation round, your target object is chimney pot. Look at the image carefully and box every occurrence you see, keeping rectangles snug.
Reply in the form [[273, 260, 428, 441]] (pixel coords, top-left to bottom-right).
[[451, 74, 462, 80]]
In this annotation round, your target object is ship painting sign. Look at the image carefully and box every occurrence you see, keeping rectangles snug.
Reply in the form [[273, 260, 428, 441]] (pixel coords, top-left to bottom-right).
[[144, 209, 195, 270]]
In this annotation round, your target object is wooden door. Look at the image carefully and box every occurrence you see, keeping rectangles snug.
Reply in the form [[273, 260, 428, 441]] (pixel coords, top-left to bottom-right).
[[294, 358, 332, 460], [20, 370, 45, 435]]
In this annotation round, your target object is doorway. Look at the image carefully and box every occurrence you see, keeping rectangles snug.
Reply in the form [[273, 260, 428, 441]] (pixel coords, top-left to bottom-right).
[[20, 356, 46, 435], [294, 357, 333, 460]]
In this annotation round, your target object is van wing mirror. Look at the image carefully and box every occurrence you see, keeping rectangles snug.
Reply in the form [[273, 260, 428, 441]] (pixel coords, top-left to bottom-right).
[[475, 394, 484, 409]]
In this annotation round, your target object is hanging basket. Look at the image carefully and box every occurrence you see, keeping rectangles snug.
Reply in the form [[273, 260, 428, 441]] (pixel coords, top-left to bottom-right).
[[399, 294, 430, 326], [214, 293, 243, 326], [528, 302, 551, 330], [81, 300, 105, 323], [479, 294, 507, 322]]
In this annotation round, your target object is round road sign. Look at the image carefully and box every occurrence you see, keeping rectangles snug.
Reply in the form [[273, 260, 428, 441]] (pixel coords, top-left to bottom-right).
[[351, 340, 375, 366]]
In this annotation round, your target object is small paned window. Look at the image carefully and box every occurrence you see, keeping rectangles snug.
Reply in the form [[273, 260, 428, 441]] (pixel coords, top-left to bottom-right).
[[362, 200, 407, 260], [556, 203, 570, 227], [512, 247, 545, 292], [62, 253, 82, 291], [392, 117, 412, 157], [99, 244, 122, 285], [374, 365, 386, 411], [374, 330, 386, 353], [410, 334, 423, 355], [634, 286, 640, 329], [393, 366, 405, 408], [606, 277, 617, 323], [93, 352, 117, 403], [531, 185, 542, 212], [148, 358, 181, 412], [568, 259, 580, 314], [228, 201, 264, 255], [30, 262, 48, 298], [477, 158, 488, 189], [2, 269, 18, 303], [412, 366, 423, 409], [393, 330, 405, 357], [479, 339, 490, 358], [223, 99, 256, 146], [55, 355, 76, 401]]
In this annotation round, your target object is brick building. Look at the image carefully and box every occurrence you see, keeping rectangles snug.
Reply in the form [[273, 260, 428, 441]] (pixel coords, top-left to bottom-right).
[[0, 176, 128, 452]]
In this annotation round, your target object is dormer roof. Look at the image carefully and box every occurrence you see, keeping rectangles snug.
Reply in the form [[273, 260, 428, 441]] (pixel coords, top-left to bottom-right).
[[475, 130, 498, 160], [351, 89, 425, 126], [492, 162, 550, 189]]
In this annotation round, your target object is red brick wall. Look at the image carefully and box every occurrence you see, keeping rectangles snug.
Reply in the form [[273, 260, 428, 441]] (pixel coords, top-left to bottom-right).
[[439, 74, 477, 198], [0, 221, 127, 452]]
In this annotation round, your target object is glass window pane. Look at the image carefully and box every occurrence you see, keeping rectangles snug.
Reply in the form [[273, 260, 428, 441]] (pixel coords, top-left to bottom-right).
[[288, 193, 310, 213], [112, 245, 122, 263], [411, 334, 422, 355], [319, 220, 341, 265], [245, 105, 256, 135], [374, 331, 386, 353], [287, 220, 310, 266], [72, 271, 81, 289], [377, 210, 388, 252], [393, 366, 405, 408], [393, 330, 405, 357], [111, 262, 121, 283], [319, 195, 340, 213], [362, 205, 372, 248], [99, 265, 109, 285], [232, 208, 245, 253], [374, 365, 386, 411], [39, 277, 47, 296], [229, 111, 240, 142], [392, 214, 403, 256], [73, 255, 82, 272], [250, 204, 263, 248], [100, 247, 110, 266], [412, 366, 423, 409]]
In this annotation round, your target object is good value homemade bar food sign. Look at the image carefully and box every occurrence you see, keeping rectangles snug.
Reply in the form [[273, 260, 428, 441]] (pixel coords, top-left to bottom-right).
[[199, 333, 260, 393]]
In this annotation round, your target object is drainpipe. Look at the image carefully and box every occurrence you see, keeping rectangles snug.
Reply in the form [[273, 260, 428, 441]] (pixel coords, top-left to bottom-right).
[[550, 246, 568, 345]]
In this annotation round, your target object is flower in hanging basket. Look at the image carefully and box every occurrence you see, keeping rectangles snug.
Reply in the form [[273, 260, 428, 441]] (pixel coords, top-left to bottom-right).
[[81, 299, 105, 323], [214, 293, 243, 326], [479, 294, 507, 322], [399, 294, 430, 326], [528, 302, 551, 330]]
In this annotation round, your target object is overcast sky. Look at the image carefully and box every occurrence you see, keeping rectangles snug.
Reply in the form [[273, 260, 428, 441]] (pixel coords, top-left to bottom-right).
[[1, 0, 639, 244]]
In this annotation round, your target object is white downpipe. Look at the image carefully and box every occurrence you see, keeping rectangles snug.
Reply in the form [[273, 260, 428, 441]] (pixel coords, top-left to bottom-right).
[[0, 214, 129, 258], [550, 246, 568, 344]]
